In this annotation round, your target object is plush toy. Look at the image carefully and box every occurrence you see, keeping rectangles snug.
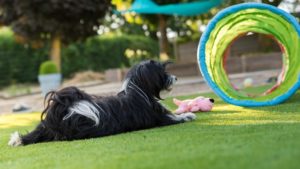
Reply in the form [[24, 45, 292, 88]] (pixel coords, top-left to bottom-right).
[[173, 96, 214, 114]]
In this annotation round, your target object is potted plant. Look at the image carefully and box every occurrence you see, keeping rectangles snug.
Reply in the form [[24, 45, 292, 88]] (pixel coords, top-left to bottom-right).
[[38, 61, 62, 95]]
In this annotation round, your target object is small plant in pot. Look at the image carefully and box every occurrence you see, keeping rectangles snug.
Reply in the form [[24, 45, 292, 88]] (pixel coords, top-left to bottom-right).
[[38, 61, 62, 95]]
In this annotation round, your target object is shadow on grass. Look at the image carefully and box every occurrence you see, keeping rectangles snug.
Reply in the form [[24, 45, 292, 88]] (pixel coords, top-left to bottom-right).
[[209, 110, 242, 115], [242, 92, 300, 113]]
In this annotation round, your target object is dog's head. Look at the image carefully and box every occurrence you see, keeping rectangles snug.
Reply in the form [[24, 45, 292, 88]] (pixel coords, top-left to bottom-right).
[[124, 60, 177, 99]]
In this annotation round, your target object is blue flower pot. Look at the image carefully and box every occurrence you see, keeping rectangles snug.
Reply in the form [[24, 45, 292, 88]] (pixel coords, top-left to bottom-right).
[[38, 73, 62, 96]]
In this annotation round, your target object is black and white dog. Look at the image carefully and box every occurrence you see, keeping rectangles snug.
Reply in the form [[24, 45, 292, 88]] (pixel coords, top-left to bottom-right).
[[8, 60, 196, 147]]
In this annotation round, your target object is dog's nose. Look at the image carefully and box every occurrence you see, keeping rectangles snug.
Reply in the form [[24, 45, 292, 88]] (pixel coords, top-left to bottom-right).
[[175, 77, 177, 81], [209, 98, 215, 103]]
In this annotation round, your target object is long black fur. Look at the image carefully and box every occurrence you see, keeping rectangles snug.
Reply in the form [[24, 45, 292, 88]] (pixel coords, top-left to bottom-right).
[[19, 60, 189, 145]]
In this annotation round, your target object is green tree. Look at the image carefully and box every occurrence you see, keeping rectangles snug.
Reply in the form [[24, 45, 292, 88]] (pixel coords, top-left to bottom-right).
[[0, 0, 111, 70], [153, 0, 188, 60], [113, 0, 284, 60], [113, 0, 199, 60]]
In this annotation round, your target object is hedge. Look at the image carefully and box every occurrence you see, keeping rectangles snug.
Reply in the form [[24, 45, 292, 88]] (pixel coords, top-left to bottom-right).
[[0, 32, 159, 88], [62, 34, 159, 77], [0, 33, 48, 87]]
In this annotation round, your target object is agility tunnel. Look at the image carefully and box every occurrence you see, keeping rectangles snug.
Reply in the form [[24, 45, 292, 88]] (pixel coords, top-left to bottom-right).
[[198, 3, 300, 107]]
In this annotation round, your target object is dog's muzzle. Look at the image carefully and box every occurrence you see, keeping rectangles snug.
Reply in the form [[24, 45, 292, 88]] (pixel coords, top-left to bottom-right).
[[166, 75, 177, 91], [171, 75, 177, 84]]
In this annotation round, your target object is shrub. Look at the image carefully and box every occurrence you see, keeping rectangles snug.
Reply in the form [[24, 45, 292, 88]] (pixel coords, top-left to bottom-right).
[[39, 61, 59, 75], [0, 28, 48, 87], [61, 34, 159, 77], [0, 30, 159, 88]]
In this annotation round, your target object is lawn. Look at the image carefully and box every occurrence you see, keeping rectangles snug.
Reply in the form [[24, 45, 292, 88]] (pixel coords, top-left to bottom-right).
[[1, 87, 300, 169]]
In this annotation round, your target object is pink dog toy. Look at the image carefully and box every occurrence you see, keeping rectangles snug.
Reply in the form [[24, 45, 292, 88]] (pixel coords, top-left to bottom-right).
[[173, 96, 214, 114]]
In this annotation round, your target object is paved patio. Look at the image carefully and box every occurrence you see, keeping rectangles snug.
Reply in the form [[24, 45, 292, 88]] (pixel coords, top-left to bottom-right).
[[0, 69, 280, 114]]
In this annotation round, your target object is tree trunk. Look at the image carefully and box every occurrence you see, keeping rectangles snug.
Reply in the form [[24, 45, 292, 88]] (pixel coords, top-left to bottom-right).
[[158, 14, 169, 61], [50, 35, 61, 72]]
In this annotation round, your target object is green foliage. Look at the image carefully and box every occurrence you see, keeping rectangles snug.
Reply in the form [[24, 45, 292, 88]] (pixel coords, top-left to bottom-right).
[[125, 48, 154, 66], [62, 34, 159, 77], [39, 61, 59, 75], [0, 30, 48, 87], [0, 32, 158, 87], [0, 0, 111, 44]]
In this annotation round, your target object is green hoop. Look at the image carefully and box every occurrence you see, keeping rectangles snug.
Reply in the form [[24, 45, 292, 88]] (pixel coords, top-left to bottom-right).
[[198, 3, 300, 106]]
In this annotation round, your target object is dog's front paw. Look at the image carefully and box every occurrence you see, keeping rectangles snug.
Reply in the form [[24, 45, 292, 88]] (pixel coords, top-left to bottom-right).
[[180, 112, 196, 122], [8, 132, 23, 147]]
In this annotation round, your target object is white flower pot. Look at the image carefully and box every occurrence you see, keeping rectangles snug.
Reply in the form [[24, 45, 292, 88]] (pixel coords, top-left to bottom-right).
[[38, 73, 62, 95]]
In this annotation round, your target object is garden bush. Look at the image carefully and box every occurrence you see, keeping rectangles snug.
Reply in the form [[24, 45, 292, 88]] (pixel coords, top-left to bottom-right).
[[39, 61, 59, 75], [62, 34, 159, 77], [0, 28, 48, 87], [0, 29, 159, 88]]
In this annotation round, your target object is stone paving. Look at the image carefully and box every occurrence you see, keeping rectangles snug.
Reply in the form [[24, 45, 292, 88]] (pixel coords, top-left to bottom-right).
[[0, 69, 280, 115]]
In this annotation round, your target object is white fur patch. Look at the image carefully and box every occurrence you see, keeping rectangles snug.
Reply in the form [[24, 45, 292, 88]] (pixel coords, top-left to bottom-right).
[[169, 112, 196, 122], [170, 75, 177, 85], [160, 75, 177, 99], [63, 100, 101, 126], [8, 132, 23, 147], [121, 78, 129, 92], [181, 112, 197, 121]]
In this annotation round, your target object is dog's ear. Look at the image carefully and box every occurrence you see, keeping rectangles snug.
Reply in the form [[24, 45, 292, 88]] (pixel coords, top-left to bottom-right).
[[162, 61, 173, 68]]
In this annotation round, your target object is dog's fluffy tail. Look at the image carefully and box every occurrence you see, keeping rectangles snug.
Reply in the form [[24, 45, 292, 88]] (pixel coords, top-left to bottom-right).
[[41, 86, 100, 125], [9, 87, 101, 147]]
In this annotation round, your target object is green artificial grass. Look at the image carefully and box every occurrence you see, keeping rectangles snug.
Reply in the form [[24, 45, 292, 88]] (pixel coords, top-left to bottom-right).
[[1, 86, 300, 169]]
